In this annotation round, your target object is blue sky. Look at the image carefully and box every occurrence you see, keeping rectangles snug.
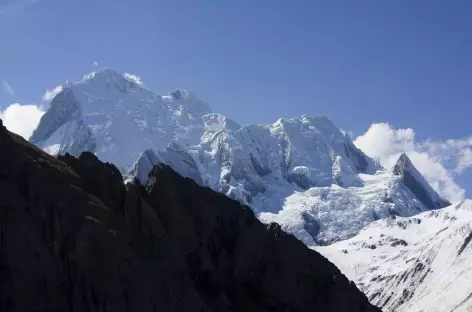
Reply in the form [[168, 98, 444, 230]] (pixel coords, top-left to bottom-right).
[[1, 0, 472, 199]]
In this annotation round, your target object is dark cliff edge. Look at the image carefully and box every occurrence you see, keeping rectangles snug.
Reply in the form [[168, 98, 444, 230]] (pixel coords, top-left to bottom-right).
[[0, 119, 381, 312]]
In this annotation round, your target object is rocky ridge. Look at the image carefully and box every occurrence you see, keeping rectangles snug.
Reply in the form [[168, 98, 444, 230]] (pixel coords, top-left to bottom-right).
[[0, 118, 381, 312]]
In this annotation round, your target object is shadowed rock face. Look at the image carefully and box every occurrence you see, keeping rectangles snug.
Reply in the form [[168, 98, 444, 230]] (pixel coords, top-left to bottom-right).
[[0, 119, 381, 312]]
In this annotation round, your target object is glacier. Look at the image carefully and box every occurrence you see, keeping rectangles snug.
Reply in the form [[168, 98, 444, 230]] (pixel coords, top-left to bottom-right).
[[30, 69, 450, 245]]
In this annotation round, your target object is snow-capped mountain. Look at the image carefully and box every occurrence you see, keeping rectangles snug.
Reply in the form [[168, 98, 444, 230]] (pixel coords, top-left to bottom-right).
[[317, 199, 472, 312], [30, 69, 450, 245], [30, 70, 211, 171]]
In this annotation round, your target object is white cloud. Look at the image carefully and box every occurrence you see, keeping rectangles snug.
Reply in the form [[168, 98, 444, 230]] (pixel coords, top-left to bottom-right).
[[354, 123, 470, 202], [456, 148, 472, 173], [92, 61, 99, 68], [42, 85, 63, 101], [2, 80, 15, 95], [0, 103, 44, 140], [122, 73, 144, 86]]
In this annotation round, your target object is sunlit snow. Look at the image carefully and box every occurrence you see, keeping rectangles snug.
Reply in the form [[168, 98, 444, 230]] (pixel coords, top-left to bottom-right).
[[317, 199, 472, 312]]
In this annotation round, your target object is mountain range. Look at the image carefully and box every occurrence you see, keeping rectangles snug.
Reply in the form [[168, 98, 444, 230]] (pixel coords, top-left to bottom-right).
[[30, 69, 450, 246]]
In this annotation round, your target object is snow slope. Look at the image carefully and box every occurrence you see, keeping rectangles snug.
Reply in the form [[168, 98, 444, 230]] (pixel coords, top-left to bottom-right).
[[31, 69, 449, 244], [259, 167, 450, 245], [317, 199, 472, 312]]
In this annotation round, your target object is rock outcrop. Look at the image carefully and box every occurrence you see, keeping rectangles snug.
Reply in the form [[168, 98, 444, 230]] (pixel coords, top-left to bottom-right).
[[0, 119, 380, 312]]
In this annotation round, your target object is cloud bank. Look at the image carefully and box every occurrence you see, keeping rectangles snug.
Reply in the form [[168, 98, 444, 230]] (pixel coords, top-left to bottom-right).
[[0, 103, 44, 140], [354, 123, 470, 203]]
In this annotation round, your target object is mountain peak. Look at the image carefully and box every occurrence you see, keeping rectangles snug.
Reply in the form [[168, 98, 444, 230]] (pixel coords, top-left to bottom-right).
[[395, 152, 411, 165], [393, 152, 422, 179], [393, 152, 450, 209], [74, 68, 144, 90], [80, 68, 122, 82], [31, 69, 217, 173]]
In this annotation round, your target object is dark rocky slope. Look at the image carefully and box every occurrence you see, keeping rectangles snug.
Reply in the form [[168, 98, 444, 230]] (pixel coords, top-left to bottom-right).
[[0, 119, 380, 312]]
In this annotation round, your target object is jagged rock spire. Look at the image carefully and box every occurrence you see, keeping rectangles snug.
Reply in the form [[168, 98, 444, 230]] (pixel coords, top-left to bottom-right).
[[393, 153, 450, 209]]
